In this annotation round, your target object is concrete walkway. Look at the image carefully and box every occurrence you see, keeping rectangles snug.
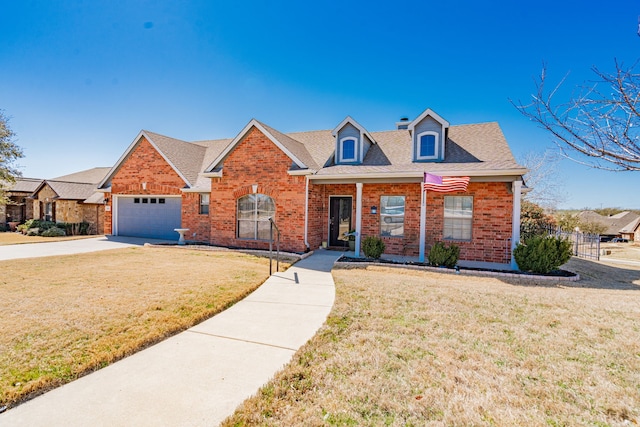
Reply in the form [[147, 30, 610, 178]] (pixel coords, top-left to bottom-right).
[[1, 248, 341, 426]]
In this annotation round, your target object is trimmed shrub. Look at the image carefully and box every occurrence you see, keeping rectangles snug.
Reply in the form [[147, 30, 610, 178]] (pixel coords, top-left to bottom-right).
[[362, 236, 385, 259], [41, 227, 66, 237], [427, 241, 460, 268], [514, 235, 572, 274]]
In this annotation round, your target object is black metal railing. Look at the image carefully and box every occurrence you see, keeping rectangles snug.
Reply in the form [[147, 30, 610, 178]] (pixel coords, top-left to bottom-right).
[[268, 217, 281, 275]]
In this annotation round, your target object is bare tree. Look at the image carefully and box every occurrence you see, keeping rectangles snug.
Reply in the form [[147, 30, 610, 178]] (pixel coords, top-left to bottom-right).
[[513, 60, 640, 172], [519, 149, 566, 209], [0, 110, 24, 204]]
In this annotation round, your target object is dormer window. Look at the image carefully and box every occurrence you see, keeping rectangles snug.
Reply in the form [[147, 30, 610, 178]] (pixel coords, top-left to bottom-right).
[[339, 137, 357, 163], [408, 109, 449, 162], [417, 131, 439, 160]]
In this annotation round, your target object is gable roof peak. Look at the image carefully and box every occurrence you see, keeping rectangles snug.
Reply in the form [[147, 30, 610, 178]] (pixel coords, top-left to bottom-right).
[[331, 116, 375, 144], [408, 108, 450, 132], [204, 119, 318, 173]]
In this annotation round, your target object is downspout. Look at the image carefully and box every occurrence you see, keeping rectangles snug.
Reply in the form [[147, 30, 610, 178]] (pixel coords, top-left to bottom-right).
[[304, 175, 310, 251], [511, 180, 523, 270]]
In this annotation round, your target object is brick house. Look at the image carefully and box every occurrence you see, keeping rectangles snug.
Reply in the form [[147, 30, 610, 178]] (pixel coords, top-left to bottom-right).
[[98, 108, 527, 269]]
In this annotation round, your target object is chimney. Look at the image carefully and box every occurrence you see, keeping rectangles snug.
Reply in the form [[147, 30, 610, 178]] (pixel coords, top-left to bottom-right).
[[396, 116, 410, 130]]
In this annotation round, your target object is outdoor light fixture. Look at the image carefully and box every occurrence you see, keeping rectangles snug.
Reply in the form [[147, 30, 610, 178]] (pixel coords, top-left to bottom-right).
[[252, 184, 258, 193], [371, 205, 377, 214], [103, 197, 109, 205]]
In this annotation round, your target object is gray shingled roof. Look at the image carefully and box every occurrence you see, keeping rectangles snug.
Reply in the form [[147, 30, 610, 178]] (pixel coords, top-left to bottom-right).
[[145, 131, 207, 187], [6, 177, 42, 193], [51, 167, 110, 184], [42, 181, 103, 201], [112, 119, 524, 190], [577, 211, 640, 235]]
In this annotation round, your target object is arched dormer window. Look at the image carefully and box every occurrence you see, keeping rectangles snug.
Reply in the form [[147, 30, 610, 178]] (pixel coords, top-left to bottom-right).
[[237, 194, 275, 240], [416, 131, 439, 161], [338, 137, 357, 163]]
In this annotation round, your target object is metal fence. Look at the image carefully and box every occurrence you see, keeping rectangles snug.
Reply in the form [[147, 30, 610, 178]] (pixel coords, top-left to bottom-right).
[[549, 228, 600, 261]]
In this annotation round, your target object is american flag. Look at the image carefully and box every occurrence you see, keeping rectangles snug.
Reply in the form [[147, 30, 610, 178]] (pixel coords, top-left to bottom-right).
[[423, 173, 470, 192]]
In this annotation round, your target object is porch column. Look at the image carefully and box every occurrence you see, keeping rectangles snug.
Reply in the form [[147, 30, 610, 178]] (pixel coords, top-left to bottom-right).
[[511, 180, 523, 269], [355, 182, 363, 257], [419, 185, 426, 262]]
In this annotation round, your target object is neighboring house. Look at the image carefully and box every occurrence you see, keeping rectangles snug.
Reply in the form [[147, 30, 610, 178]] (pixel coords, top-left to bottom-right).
[[577, 210, 640, 241], [0, 177, 42, 229], [619, 216, 640, 242], [32, 167, 110, 234], [99, 108, 527, 270]]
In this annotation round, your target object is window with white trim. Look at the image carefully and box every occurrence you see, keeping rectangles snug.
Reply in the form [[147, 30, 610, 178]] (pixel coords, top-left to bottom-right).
[[339, 137, 357, 163], [416, 131, 439, 161], [444, 196, 473, 240], [380, 196, 405, 237], [200, 193, 210, 215], [237, 194, 275, 240]]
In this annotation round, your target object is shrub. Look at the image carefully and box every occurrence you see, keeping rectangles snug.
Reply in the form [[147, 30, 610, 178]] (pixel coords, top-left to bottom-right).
[[41, 227, 66, 237], [514, 235, 572, 274], [27, 228, 39, 236], [0, 224, 6, 232], [427, 241, 460, 268], [17, 223, 28, 234], [362, 236, 385, 259]]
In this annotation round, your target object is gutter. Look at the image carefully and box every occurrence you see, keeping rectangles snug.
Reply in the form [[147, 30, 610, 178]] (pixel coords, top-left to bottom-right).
[[309, 168, 528, 181]]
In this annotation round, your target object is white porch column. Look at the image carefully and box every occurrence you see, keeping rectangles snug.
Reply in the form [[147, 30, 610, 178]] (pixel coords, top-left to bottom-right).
[[355, 182, 363, 258], [419, 185, 427, 262], [511, 180, 523, 269]]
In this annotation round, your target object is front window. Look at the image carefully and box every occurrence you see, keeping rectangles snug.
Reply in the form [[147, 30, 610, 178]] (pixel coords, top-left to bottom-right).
[[339, 137, 357, 162], [237, 194, 275, 240], [416, 131, 439, 160], [200, 194, 210, 215], [44, 202, 53, 222], [444, 196, 473, 240], [380, 196, 405, 237]]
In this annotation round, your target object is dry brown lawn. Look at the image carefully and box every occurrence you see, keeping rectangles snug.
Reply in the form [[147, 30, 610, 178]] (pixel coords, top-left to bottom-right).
[[0, 232, 100, 245], [223, 258, 640, 426], [602, 242, 640, 262], [0, 247, 291, 408]]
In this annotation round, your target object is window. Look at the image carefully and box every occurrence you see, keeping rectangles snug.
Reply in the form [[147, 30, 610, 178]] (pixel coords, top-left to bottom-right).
[[380, 196, 405, 237], [150, 198, 157, 204], [416, 131, 439, 160], [134, 198, 140, 203], [444, 196, 473, 240], [237, 194, 275, 240], [142, 198, 148, 204], [200, 194, 210, 215], [159, 198, 165, 204], [44, 202, 53, 222], [339, 137, 357, 162]]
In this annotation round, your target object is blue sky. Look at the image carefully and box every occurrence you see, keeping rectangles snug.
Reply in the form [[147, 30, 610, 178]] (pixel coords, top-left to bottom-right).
[[1, 0, 639, 209]]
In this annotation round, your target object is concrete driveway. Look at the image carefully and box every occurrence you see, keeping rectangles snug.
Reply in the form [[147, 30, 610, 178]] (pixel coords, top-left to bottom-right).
[[0, 236, 174, 261]]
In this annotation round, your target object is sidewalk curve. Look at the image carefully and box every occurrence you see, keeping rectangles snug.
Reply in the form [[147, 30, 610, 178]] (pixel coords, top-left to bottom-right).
[[1, 249, 342, 426]]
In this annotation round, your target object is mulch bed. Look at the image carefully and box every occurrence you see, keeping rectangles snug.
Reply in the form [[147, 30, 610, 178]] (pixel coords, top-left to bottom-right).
[[336, 256, 579, 280]]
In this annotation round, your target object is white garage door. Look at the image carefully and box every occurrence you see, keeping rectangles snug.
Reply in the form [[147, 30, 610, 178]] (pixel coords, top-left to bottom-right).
[[116, 196, 181, 240]]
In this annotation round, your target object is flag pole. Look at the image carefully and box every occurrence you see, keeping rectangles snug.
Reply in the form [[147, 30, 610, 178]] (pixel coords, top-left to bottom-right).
[[419, 182, 427, 263]]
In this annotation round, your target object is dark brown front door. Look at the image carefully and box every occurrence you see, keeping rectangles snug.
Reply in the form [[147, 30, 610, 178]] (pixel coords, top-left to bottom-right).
[[329, 197, 352, 247]]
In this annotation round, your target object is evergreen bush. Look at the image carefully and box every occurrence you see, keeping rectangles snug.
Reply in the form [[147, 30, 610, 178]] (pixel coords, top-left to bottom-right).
[[427, 241, 460, 268], [41, 227, 66, 237], [362, 236, 385, 259], [514, 235, 572, 274]]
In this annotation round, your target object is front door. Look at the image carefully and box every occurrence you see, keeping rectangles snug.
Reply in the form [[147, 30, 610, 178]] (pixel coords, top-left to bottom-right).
[[329, 197, 352, 247]]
